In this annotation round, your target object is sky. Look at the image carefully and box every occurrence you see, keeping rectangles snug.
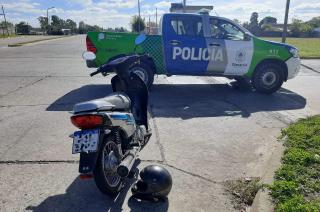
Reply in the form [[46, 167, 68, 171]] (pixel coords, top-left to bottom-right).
[[0, 0, 319, 29]]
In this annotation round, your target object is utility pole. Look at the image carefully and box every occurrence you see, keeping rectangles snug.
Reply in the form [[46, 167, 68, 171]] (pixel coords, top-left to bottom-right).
[[155, 8, 158, 28], [183, 0, 186, 13], [46, 7, 55, 35], [148, 15, 151, 34], [138, 0, 141, 32], [282, 0, 290, 43], [0, 5, 9, 36]]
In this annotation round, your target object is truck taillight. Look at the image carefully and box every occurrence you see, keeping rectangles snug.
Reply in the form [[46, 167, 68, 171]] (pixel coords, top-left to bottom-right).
[[86, 36, 97, 53], [71, 115, 103, 129]]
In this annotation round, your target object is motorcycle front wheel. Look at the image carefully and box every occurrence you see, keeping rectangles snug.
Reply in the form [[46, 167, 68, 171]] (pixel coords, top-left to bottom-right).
[[94, 137, 123, 195]]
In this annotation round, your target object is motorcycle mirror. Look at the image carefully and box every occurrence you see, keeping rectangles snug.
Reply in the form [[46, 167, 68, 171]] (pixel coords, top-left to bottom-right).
[[82, 51, 96, 61], [135, 34, 146, 45]]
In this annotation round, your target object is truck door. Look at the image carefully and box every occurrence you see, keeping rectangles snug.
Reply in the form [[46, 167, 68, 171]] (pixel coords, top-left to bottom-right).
[[163, 15, 208, 75], [206, 17, 254, 75]]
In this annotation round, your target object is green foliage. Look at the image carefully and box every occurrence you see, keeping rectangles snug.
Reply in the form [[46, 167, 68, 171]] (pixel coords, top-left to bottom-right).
[[269, 115, 320, 211], [277, 195, 320, 212], [307, 16, 320, 28], [259, 16, 277, 28], [37, 16, 48, 33], [15, 21, 31, 34], [131, 15, 146, 33], [261, 24, 273, 31], [290, 19, 313, 37], [0, 21, 13, 28], [249, 12, 261, 35], [78, 21, 103, 34]]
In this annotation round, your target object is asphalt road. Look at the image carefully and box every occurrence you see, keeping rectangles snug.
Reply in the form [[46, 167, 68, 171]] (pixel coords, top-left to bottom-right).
[[0, 35, 319, 212]]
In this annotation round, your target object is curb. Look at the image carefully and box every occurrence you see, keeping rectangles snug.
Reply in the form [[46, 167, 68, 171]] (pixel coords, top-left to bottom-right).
[[250, 142, 284, 212], [7, 36, 67, 47]]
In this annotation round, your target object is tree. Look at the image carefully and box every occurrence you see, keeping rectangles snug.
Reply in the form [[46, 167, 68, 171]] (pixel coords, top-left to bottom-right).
[[78, 21, 86, 34], [131, 15, 145, 33], [15, 22, 31, 34], [38, 16, 48, 34], [289, 19, 312, 37], [249, 12, 260, 35], [242, 21, 250, 30], [307, 16, 320, 28], [0, 21, 13, 28], [66, 19, 77, 34], [50, 15, 66, 35], [259, 16, 277, 28], [233, 19, 241, 25]]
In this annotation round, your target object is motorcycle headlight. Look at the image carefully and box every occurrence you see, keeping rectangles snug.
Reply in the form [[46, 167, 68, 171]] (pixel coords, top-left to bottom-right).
[[289, 48, 299, 58]]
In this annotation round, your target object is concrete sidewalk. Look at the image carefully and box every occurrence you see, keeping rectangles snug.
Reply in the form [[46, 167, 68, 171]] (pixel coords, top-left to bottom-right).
[[0, 35, 66, 47], [301, 59, 320, 72]]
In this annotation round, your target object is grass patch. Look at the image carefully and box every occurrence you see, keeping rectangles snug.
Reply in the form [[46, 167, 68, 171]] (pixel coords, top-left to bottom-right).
[[224, 177, 264, 210], [268, 115, 320, 211], [0, 34, 18, 39], [261, 37, 320, 59]]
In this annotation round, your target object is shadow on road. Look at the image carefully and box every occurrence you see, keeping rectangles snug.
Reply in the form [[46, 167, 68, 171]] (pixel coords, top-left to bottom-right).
[[47, 83, 306, 119], [150, 84, 306, 119], [25, 165, 169, 212], [46, 84, 112, 111]]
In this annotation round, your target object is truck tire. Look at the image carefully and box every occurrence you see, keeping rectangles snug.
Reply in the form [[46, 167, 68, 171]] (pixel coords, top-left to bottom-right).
[[252, 63, 284, 94], [129, 63, 154, 88]]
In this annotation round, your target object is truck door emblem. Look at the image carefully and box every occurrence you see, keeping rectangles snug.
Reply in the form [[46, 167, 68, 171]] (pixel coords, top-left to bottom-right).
[[235, 49, 246, 63]]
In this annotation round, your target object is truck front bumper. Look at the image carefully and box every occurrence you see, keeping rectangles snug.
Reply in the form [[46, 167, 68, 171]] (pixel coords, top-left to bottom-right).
[[286, 57, 301, 80]]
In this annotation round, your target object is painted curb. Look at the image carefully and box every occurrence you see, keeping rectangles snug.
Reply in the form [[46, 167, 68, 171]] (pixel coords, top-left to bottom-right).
[[7, 36, 68, 47]]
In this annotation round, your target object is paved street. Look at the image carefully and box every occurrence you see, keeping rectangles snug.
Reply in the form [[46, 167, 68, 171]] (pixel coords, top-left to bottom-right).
[[0, 35, 319, 212]]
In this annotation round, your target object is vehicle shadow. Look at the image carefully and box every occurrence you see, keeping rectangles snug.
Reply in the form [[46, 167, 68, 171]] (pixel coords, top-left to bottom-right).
[[46, 84, 113, 111], [47, 83, 306, 119], [25, 162, 169, 212], [150, 83, 306, 119]]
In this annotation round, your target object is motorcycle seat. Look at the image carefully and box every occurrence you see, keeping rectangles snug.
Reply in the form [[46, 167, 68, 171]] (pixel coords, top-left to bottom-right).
[[73, 92, 131, 113]]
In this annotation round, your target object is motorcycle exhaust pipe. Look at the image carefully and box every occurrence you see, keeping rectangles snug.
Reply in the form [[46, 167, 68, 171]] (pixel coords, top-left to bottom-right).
[[117, 147, 139, 177]]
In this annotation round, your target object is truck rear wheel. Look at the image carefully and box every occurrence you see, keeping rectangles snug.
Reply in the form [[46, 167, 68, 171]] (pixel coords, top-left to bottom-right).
[[252, 63, 284, 94], [129, 63, 154, 88]]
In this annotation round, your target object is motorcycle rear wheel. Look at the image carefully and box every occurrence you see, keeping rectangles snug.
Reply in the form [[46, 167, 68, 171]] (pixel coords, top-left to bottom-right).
[[94, 137, 123, 195]]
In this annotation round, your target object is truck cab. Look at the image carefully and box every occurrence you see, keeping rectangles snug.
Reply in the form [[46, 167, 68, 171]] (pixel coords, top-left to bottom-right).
[[86, 12, 300, 94]]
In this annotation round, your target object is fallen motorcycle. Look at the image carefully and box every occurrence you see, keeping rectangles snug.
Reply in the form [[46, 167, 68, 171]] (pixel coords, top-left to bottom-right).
[[70, 44, 151, 195]]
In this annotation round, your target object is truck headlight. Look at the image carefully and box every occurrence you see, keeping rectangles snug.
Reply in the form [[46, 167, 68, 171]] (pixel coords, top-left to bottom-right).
[[289, 48, 299, 58]]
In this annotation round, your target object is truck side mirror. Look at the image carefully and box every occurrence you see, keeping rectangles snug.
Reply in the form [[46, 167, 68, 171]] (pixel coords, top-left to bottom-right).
[[244, 33, 251, 41]]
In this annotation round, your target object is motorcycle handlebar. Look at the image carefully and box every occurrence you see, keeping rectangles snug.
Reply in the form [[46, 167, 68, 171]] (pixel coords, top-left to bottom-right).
[[90, 69, 102, 77]]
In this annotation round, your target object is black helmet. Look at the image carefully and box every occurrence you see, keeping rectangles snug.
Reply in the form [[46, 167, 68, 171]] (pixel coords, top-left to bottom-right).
[[131, 165, 172, 201]]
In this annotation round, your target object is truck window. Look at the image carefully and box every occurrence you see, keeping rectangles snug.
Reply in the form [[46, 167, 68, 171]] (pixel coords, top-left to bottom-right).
[[209, 18, 244, 40], [170, 16, 203, 37]]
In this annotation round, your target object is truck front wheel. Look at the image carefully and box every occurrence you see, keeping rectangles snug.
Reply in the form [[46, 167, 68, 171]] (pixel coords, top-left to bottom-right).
[[252, 63, 284, 94], [129, 63, 154, 88]]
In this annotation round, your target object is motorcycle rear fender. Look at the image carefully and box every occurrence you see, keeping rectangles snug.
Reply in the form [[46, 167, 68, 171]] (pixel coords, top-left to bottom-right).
[[78, 130, 107, 174], [79, 152, 99, 174]]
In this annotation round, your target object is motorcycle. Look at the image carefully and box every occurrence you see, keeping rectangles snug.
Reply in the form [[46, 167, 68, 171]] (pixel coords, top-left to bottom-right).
[[70, 35, 151, 195]]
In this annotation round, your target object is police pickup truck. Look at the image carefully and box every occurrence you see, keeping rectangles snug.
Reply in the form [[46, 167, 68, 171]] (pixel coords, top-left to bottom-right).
[[85, 12, 300, 94]]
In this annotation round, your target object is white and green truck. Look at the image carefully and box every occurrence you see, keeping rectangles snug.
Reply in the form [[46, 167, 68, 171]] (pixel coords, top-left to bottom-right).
[[85, 12, 300, 93]]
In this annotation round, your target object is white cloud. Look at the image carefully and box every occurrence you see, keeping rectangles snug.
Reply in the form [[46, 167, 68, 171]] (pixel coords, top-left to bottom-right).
[[1, 0, 319, 29], [154, 1, 172, 9]]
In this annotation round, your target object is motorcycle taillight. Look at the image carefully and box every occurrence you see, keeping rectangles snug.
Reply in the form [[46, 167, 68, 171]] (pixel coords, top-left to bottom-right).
[[71, 115, 103, 129]]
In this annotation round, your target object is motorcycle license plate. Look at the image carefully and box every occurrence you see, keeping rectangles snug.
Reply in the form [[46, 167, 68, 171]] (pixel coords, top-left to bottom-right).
[[72, 129, 99, 154]]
